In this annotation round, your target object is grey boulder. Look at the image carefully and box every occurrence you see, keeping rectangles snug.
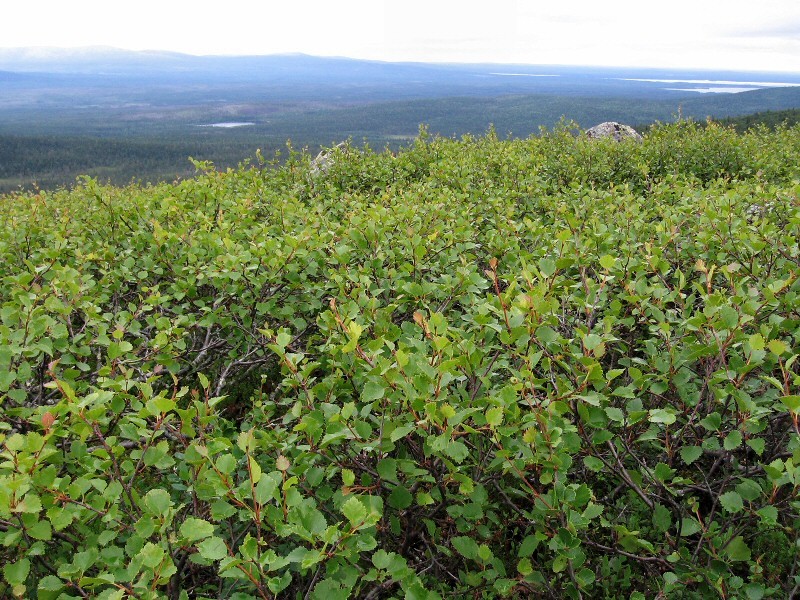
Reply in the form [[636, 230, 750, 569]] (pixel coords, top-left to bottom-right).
[[585, 122, 643, 142]]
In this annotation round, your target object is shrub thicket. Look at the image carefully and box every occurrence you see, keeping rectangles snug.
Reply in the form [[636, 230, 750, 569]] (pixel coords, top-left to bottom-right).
[[1, 121, 799, 599]]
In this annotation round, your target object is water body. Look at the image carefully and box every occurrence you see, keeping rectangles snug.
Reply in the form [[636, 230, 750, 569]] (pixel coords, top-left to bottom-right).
[[618, 78, 800, 93], [665, 87, 760, 94], [489, 73, 560, 77], [620, 78, 800, 87], [197, 122, 255, 128]]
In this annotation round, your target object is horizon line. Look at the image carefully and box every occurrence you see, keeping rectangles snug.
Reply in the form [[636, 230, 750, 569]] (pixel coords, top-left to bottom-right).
[[1, 45, 800, 76]]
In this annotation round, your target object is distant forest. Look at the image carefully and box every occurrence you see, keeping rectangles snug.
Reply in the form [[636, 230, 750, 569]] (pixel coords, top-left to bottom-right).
[[1, 108, 799, 194], [0, 135, 272, 193], [711, 107, 800, 131]]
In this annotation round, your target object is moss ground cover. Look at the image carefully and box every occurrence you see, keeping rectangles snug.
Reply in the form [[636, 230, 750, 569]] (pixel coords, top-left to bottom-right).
[[1, 121, 799, 598]]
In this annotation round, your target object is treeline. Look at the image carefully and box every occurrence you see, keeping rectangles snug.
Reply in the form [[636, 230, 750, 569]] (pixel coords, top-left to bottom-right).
[[711, 108, 800, 132], [3, 103, 800, 194], [0, 134, 272, 193]]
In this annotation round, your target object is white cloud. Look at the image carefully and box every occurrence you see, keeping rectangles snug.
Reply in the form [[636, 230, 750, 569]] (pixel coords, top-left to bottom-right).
[[1, 0, 799, 71]]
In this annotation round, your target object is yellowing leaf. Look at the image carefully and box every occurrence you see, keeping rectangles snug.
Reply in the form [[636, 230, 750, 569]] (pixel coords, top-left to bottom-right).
[[485, 406, 504, 428], [768, 339, 787, 355]]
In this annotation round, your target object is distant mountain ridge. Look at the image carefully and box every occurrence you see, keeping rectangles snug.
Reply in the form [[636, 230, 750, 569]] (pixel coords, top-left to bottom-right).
[[0, 46, 194, 72], [1, 46, 799, 193], [1, 46, 798, 95]]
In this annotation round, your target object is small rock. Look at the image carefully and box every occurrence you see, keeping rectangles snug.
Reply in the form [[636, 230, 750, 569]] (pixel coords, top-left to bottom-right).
[[746, 200, 776, 220], [585, 122, 643, 142], [309, 142, 347, 178]]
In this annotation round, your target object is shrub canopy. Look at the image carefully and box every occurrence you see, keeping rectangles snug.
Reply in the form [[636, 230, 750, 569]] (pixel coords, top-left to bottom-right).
[[1, 121, 799, 599]]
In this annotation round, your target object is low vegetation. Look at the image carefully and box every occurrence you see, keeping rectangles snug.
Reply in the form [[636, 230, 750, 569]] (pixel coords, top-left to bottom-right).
[[712, 108, 800, 133], [2, 90, 799, 195], [1, 120, 799, 598]]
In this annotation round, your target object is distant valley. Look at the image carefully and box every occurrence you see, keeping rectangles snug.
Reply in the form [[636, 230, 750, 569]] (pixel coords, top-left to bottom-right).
[[1, 47, 799, 192]]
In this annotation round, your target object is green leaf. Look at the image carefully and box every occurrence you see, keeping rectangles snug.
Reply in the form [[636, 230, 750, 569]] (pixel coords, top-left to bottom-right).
[[27, 519, 52, 541], [361, 381, 385, 402], [539, 258, 556, 278], [139, 542, 166, 569], [756, 505, 778, 524], [342, 496, 367, 527], [389, 423, 415, 442], [718, 306, 739, 329], [143, 488, 172, 517], [723, 430, 743, 450], [599, 254, 616, 270], [197, 372, 210, 391], [748, 333, 765, 351], [517, 557, 533, 576], [724, 536, 751, 562], [372, 549, 393, 570], [584, 456, 604, 471], [735, 479, 762, 501], [680, 446, 703, 465], [404, 580, 430, 600], [605, 407, 624, 422], [612, 385, 636, 398], [767, 339, 787, 355], [699, 412, 721, 431], [255, 473, 278, 504], [342, 321, 363, 353], [680, 518, 701, 536], [652, 504, 672, 533], [37, 575, 64, 593], [744, 583, 766, 600], [582, 503, 604, 520], [267, 572, 292, 595], [215, 453, 237, 474], [179, 517, 215, 542], [654, 463, 675, 482], [48, 507, 74, 531], [275, 330, 292, 350], [576, 567, 595, 587], [197, 536, 228, 561], [341, 469, 355, 487], [298, 505, 327, 535], [781, 395, 800, 413], [388, 485, 413, 510], [518, 534, 542, 557], [746, 437, 765, 456], [13, 493, 42, 514], [377, 458, 398, 482], [150, 395, 176, 415], [451, 536, 480, 560], [439, 403, 455, 420], [485, 406, 504, 427], [444, 440, 469, 463], [248, 456, 262, 484], [582, 333, 602, 351], [535, 325, 558, 344], [553, 554, 568, 573], [0, 369, 15, 391], [719, 491, 744, 513], [477, 544, 493, 563], [98, 530, 117, 546], [211, 500, 237, 520], [4, 557, 30, 586], [648, 408, 676, 425]]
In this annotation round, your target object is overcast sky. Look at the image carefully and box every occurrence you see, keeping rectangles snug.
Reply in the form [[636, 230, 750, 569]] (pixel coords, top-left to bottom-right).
[[3, 0, 799, 71]]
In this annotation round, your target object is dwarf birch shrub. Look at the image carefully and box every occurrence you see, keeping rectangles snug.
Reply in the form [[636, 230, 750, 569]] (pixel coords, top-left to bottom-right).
[[1, 122, 799, 599]]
